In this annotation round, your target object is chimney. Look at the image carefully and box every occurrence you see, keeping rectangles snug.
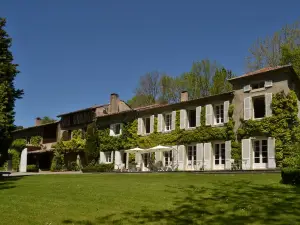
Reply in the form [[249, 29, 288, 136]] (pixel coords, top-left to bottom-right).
[[180, 91, 188, 102], [109, 93, 119, 114], [35, 117, 41, 126]]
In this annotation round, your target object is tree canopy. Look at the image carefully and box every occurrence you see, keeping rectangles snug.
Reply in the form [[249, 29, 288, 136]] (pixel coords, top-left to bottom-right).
[[40, 116, 56, 125]]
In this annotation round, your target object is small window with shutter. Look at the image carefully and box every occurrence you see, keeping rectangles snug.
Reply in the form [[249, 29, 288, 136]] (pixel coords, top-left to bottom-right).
[[252, 81, 265, 90], [187, 109, 196, 128], [214, 104, 224, 124]]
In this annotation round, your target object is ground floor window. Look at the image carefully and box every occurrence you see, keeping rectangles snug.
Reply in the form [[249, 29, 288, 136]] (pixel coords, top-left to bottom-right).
[[143, 153, 150, 167], [164, 151, 173, 166], [105, 152, 112, 163], [254, 139, 268, 164], [214, 143, 225, 165], [187, 145, 197, 166]]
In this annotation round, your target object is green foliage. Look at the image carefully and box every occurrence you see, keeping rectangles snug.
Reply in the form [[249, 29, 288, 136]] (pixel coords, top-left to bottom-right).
[[81, 163, 114, 172], [27, 164, 38, 172], [30, 136, 42, 147], [210, 68, 233, 95], [10, 138, 26, 151], [50, 151, 65, 172], [66, 161, 81, 171], [39, 116, 56, 125], [0, 18, 24, 164], [7, 149, 20, 171], [281, 168, 300, 185], [84, 123, 99, 161], [52, 129, 85, 154], [238, 91, 300, 167], [280, 44, 300, 75]]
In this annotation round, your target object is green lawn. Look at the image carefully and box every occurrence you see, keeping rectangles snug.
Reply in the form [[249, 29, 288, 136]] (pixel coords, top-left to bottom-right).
[[0, 173, 300, 225]]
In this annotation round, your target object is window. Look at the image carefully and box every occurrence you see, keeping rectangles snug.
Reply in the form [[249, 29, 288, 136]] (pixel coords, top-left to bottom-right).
[[105, 152, 112, 163], [164, 150, 173, 166], [164, 113, 172, 131], [253, 96, 265, 119], [254, 140, 268, 164], [214, 104, 224, 124], [143, 153, 150, 167], [187, 145, 197, 166], [215, 143, 225, 165], [114, 123, 121, 135], [252, 81, 264, 90], [188, 109, 196, 128], [144, 117, 151, 134]]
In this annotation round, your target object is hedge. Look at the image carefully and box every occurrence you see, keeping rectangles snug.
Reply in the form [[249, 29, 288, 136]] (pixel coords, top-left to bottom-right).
[[281, 168, 300, 185], [27, 164, 39, 172], [81, 163, 114, 173]]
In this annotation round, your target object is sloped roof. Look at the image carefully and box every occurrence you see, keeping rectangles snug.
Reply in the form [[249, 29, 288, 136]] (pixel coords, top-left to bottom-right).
[[228, 65, 293, 81], [57, 104, 108, 117]]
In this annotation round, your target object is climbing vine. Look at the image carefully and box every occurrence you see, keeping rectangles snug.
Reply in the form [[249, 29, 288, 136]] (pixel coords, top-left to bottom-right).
[[8, 138, 27, 171], [237, 91, 300, 167], [52, 129, 85, 154], [30, 136, 42, 147]]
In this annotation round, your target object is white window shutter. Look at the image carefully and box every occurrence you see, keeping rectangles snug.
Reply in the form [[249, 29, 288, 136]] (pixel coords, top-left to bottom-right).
[[157, 114, 163, 132], [172, 145, 177, 168], [99, 151, 105, 164], [177, 145, 185, 170], [111, 151, 114, 163], [224, 101, 230, 123], [137, 118, 143, 135], [265, 80, 273, 88], [242, 139, 251, 170], [135, 152, 142, 167], [243, 84, 251, 92], [109, 124, 115, 136], [120, 123, 123, 135], [204, 143, 212, 170], [196, 143, 204, 170], [150, 115, 154, 133], [205, 104, 213, 126], [171, 111, 176, 130], [196, 106, 201, 127], [225, 141, 231, 170], [268, 137, 276, 169], [265, 93, 272, 117], [244, 97, 252, 120], [155, 151, 162, 162], [180, 110, 187, 129], [114, 151, 121, 169]]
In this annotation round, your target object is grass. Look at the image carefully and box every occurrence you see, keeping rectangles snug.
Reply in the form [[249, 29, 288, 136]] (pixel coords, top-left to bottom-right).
[[0, 173, 300, 225]]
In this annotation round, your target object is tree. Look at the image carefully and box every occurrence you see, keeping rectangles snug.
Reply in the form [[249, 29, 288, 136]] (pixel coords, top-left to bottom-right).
[[280, 44, 300, 75], [40, 116, 56, 125], [246, 21, 300, 71], [210, 68, 234, 95], [0, 18, 23, 164], [135, 71, 161, 102], [84, 123, 99, 163], [127, 95, 155, 108]]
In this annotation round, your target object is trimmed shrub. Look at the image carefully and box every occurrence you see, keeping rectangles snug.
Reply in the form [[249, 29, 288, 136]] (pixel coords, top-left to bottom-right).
[[66, 161, 80, 171], [27, 164, 38, 172], [81, 163, 114, 173], [281, 168, 300, 185]]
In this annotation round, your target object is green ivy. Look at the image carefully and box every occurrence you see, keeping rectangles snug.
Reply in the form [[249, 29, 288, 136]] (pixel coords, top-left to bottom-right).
[[7, 138, 27, 171], [30, 136, 42, 147], [237, 91, 300, 167], [52, 130, 85, 154]]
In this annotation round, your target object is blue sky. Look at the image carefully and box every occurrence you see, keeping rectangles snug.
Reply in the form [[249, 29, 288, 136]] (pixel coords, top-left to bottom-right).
[[1, 0, 299, 127]]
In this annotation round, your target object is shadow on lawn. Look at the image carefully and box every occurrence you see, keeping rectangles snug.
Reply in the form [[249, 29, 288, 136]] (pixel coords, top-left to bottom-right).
[[63, 180, 300, 225], [0, 176, 23, 190]]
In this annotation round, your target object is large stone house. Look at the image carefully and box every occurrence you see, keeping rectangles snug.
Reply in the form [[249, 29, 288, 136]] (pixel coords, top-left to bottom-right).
[[13, 65, 300, 172]]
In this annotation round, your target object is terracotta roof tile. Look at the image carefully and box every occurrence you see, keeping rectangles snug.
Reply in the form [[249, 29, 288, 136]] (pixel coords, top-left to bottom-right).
[[228, 64, 292, 81]]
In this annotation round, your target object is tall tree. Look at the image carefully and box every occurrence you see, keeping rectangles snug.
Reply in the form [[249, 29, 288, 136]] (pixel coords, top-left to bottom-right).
[[135, 71, 161, 102], [40, 116, 56, 125], [280, 44, 300, 75], [0, 18, 23, 164], [246, 21, 300, 71], [210, 68, 234, 95]]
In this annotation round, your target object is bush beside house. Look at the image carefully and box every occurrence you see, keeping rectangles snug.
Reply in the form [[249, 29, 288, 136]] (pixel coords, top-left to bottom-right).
[[81, 163, 114, 173]]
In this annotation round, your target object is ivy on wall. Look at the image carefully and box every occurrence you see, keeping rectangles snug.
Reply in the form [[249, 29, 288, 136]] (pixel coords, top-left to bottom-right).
[[8, 138, 26, 171], [30, 136, 42, 147], [52, 130, 85, 154], [237, 91, 300, 167]]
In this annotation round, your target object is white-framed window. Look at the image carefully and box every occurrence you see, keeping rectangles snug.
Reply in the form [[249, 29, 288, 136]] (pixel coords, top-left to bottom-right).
[[164, 113, 172, 131], [164, 150, 173, 166], [187, 109, 196, 128], [253, 139, 268, 164], [214, 104, 224, 124], [143, 117, 151, 134], [105, 151, 112, 163], [187, 145, 197, 167], [253, 96, 265, 119], [214, 143, 225, 165]]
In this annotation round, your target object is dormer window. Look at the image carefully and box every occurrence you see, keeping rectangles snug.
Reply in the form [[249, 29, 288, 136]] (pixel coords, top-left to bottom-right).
[[252, 81, 265, 90]]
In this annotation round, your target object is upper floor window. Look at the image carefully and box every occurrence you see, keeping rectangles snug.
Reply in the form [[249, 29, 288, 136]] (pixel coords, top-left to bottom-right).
[[252, 81, 265, 90], [214, 104, 224, 124], [188, 109, 196, 128], [253, 96, 265, 119], [110, 123, 122, 136], [144, 117, 151, 134], [164, 113, 172, 131]]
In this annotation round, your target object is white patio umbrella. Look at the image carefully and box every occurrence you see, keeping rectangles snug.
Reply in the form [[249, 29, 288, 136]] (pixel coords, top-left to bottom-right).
[[124, 147, 145, 153], [147, 145, 174, 152]]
